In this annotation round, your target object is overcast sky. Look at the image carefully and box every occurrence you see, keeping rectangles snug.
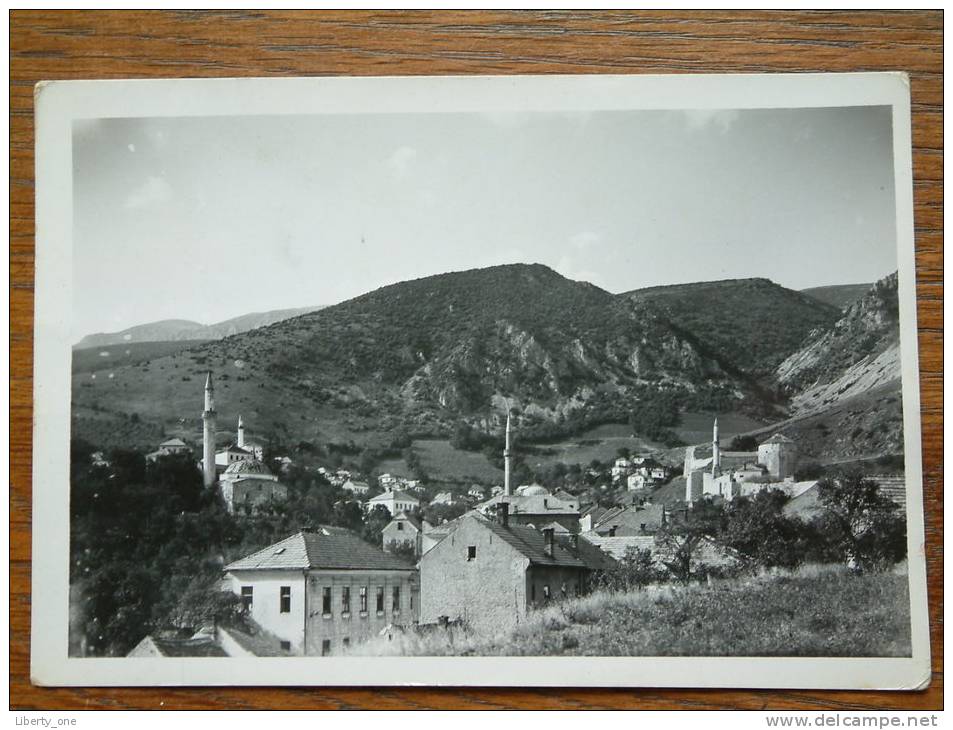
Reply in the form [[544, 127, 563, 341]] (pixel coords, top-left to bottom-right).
[[72, 105, 897, 340]]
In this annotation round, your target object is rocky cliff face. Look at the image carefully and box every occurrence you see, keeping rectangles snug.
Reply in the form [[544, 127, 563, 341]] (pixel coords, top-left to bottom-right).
[[775, 273, 901, 414]]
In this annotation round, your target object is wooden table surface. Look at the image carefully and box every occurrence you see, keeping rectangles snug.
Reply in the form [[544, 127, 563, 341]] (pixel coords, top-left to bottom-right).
[[10, 10, 943, 711]]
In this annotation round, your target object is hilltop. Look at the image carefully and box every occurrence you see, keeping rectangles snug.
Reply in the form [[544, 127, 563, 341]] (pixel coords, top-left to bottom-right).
[[75, 305, 323, 349], [623, 278, 840, 378], [72, 264, 751, 450]]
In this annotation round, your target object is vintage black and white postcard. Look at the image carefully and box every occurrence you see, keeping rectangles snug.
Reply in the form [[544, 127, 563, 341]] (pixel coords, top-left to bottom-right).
[[31, 73, 929, 688]]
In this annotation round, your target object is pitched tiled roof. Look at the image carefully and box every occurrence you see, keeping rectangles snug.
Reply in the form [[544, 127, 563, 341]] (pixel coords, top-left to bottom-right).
[[474, 516, 587, 569], [148, 636, 228, 657], [581, 533, 657, 561], [368, 489, 419, 504], [160, 438, 188, 448], [225, 528, 417, 572], [478, 493, 579, 516]]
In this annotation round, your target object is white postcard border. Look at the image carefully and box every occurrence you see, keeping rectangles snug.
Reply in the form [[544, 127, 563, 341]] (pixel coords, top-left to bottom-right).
[[32, 72, 930, 688]]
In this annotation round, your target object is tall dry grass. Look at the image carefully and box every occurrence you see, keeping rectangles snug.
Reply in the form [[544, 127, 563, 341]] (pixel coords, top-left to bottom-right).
[[349, 563, 911, 657]]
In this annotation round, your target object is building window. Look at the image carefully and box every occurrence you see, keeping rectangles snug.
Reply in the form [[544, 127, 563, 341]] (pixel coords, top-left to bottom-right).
[[342, 586, 351, 614], [467, 545, 477, 560], [543, 585, 551, 601], [342, 638, 350, 650], [376, 586, 384, 613], [397, 522, 404, 531], [531, 584, 536, 602], [280, 640, 291, 652], [392, 586, 401, 612], [360, 586, 368, 613], [279, 586, 291, 613], [240, 586, 253, 611], [321, 640, 331, 656], [322, 587, 332, 615]]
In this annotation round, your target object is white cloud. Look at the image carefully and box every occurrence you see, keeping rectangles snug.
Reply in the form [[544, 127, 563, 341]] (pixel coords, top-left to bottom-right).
[[124, 176, 172, 210], [570, 231, 601, 251], [555, 254, 602, 288], [684, 109, 739, 134], [387, 146, 417, 179]]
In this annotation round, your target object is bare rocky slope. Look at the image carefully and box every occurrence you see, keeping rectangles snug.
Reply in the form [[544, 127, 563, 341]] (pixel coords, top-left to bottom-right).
[[775, 273, 901, 415]]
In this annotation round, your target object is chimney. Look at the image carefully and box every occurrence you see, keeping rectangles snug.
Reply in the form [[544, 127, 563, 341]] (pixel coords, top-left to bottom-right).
[[543, 527, 555, 557], [499, 501, 510, 528]]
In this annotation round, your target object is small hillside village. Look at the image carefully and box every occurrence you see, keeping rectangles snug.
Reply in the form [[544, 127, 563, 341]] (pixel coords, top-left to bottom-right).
[[125, 372, 905, 659]]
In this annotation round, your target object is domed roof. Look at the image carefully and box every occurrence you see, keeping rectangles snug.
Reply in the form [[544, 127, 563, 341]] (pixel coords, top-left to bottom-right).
[[224, 459, 272, 476], [519, 484, 550, 496]]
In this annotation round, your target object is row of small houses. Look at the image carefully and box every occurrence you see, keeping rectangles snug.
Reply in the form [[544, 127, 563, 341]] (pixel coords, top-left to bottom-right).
[[129, 483, 677, 658]]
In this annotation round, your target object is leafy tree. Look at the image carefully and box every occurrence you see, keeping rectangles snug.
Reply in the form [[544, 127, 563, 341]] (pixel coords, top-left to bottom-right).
[[654, 500, 724, 584], [597, 546, 663, 591], [720, 489, 808, 569], [361, 505, 395, 547], [815, 472, 906, 571], [385, 539, 418, 562], [729, 435, 758, 451]]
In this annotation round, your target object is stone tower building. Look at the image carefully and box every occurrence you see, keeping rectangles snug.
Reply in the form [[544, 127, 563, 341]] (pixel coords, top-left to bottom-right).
[[757, 434, 797, 480], [202, 372, 217, 488]]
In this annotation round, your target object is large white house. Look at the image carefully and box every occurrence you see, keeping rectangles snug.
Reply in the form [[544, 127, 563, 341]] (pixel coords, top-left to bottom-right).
[[223, 527, 418, 656], [365, 489, 420, 516]]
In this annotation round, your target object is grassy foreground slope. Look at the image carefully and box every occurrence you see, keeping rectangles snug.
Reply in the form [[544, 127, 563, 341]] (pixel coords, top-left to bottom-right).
[[357, 565, 910, 657]]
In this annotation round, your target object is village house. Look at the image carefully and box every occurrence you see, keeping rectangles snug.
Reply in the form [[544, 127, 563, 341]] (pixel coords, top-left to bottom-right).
[[381, 512, 444, 557], [475, 486, 581, 532], [431, 491, 458, 505], [365, 488, 420, 517], [588, 503, 666, 536], [467, 484, 486, 500], [341, 479, 370, 496], [146, 437, 192, 462], [418, 508, 615, 634], [222, 527, 419, 656]]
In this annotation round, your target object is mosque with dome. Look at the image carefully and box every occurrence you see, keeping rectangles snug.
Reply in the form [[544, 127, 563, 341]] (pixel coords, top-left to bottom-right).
[[200, 373, 288, 514]]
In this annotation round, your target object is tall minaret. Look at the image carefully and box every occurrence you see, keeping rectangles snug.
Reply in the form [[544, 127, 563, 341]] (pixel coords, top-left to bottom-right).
[[237, 414, 245, 449], [202, 372, 217, 488], [503, 409, 513, 497], [711, 415, 721, 476]]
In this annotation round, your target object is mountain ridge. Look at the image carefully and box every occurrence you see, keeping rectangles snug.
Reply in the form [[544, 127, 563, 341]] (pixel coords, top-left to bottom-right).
[[75, 306, 325, 349]]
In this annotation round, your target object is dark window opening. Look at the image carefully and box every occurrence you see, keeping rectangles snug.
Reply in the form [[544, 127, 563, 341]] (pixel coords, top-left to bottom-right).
[[321, 639, 331, 656], [360, 586, 368, 613], [342, 586, 351, 613], [280, 640, 291, 652], [343, 638, 350, 649], [240, 586, 253, 611], [322, 587, 332, 614], [397, 522, 404, 531], [467, 545, 477, 560], [279, 585, 291, 613], [376, 586, 384, 613], [392, 585, 401, 612]]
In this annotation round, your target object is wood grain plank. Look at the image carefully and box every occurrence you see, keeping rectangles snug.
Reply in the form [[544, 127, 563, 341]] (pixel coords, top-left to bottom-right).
[[10, 9, 942, 711]]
